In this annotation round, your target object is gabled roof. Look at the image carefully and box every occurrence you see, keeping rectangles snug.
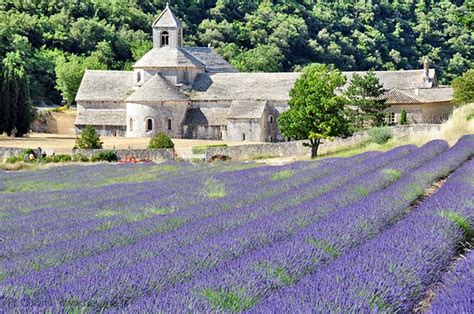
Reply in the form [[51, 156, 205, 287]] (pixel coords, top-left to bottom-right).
[[183, 107, 227, 126], [183, 47, 237, 73], [383, 90, 421, 104], [75, 110, 126, 126], [126, 74, 187, 103], [404, 87, 453, 103], [75, 70, 135, 102], [192, 72, 301, 101], [152, 4, 181, 28], [228, 100, 267, 119], [133, 47, 205, 69], [343, 69, 436, 91]]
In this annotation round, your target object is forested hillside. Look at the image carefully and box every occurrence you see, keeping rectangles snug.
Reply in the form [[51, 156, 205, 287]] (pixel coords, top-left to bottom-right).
[[0, 0, 473, 105]]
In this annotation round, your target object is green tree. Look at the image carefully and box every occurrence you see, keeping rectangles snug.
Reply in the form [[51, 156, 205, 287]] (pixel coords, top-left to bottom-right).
[[345, 70, 387, 130], [232, 44, 283, 72], [75, 125, 103, 149], [14, 70, 32, 136], [452, 69, 474, 105], [278, 64, 350, 158], [399, 109, 408, 125], [55, 54, 106, 105], [0, 52, 32, 137], [148, 132, 175, 149]]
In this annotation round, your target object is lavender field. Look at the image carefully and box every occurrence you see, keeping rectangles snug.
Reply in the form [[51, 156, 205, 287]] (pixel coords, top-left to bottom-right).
[[1, 135, 473, 313]]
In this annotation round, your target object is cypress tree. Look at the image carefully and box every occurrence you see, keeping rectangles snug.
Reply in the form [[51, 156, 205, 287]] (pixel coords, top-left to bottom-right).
[[15, 70, 31, 136], [0, 65, 12, 135], [5, 68, 19, 136], [0, 63, 4, 134]]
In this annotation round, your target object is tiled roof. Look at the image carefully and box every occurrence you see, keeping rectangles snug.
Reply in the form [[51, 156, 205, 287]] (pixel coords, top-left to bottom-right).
[[343, 69, 436, 91], [133, 47, 204, 69], [192, 72, 301, 101], [126, 74, 187, 103], [75, 70, 135, 102], [383, 90, 421, 104], [183, 47, 237, 73], [183, 107, 227, 126], [227, 100, 267, 119], [75, 110, 126, 126], [152, 4, 181, 28], [404, 87, 453, 102]]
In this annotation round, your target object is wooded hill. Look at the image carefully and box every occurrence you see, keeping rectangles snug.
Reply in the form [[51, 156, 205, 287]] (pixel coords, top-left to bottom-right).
[[1, 0, 473, 105]]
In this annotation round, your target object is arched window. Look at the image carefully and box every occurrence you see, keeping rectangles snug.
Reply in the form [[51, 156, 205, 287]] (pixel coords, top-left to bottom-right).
[[167, 119, 172, 130], [136, 71, 141, 83], [146, 118, 153, 132], [161, 31, 169, 46], [268, 115, 274, 123], [129, 118, 133, 131], [242, 133, 246, 141]]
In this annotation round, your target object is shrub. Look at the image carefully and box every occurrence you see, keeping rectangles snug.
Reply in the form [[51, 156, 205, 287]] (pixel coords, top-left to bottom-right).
[[91, 151, 118, 162], [72, 154, 90, 162], [76, 125, 103, 149], [46, 154, 72, 163], [368, 126, 392, 144], [148, 132, 174, 149], [6, 156, 21, 163], [399, 109, 408, 125]]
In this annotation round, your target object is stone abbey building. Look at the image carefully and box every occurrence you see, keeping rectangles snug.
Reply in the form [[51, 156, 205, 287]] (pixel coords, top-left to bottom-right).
[[75, 5, 454, 142]]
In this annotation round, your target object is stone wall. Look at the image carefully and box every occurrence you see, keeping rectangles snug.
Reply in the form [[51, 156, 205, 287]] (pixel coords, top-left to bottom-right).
[[72, 148, 175, 161], [0, 147, 41, 161], [206, 124, 443, 160]]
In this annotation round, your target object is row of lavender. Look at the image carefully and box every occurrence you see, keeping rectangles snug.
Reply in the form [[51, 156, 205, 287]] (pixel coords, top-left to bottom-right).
[[2, 140, 454, 310], [1, 136, 472, 312], [253, 140, 473, 312], [1, 152, 376, 280], [429, 250, 474, 313], [123, 136, 473, 312], [1, 146, 405, 309]]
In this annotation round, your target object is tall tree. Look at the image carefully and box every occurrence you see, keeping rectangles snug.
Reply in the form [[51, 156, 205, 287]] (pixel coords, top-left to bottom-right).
[[345, 70, 387, 130], [278, 64, 350, 158], [15, 71, 32, 136], [1, 53, 32, 136]]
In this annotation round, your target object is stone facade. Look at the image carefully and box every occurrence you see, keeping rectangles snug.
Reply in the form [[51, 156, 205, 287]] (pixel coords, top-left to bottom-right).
[[75, 5, 455, 141]]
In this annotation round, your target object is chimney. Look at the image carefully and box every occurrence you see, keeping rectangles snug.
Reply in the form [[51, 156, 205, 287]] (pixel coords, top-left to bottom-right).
[[423, 57, 430, 83]]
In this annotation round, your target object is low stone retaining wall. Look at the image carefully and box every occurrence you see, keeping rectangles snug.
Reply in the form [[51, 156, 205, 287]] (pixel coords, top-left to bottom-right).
[[0, 147, 41, 161], [72, 148, 175, 161], [206, 124, 443, 160]]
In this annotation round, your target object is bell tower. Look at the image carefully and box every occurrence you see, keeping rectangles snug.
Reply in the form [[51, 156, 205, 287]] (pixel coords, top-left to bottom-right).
[[152, 3, 183, 49]]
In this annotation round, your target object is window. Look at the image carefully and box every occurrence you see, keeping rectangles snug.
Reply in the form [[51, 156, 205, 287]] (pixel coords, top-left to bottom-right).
[[167, 119, 172, 130], [146, 118, 153, 132], [161, 31, 169, 46], [242, 133, 246, 141], [136, 71, 141, 83], [129, 118, 133, 131], [268, 115, 274, 123], [269, 136, 273, 142], [388, 112, 396, 125]]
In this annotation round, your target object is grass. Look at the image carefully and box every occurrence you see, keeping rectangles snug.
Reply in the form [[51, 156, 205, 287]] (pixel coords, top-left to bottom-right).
[[203, 177, 226, 198], [192, 144, 227, 154], [307, 238, 341, 258], [271, 169, 294, 180], [201, 288, 255, 311], [438, 210, 473, 239]]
